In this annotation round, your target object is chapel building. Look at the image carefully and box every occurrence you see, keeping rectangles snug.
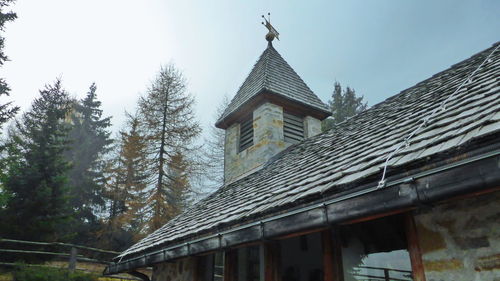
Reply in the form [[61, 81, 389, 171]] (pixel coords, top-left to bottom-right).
[[104, 28, 500, 281]]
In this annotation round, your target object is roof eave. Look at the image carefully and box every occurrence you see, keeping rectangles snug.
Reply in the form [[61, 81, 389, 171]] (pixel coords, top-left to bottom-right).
[[104, 144, 500, 275], [215, 89, 331, 129]]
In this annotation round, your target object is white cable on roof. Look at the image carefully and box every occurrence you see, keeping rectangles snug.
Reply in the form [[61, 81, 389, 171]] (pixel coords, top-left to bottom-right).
[[378, 43, 500, 189]]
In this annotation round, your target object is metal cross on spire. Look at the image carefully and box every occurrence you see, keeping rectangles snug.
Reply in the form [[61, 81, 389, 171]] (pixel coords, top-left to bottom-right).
[[262, 13, 280, 42]]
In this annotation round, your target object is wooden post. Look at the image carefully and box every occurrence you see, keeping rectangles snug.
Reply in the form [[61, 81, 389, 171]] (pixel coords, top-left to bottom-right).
[[264, 242, 280, 281], [68, 247, 77, 272], [383, 268, 390, 281], [321, 229, 342, 281], [405, 212, 426, 281], [224, 250, 237, 281], [192, 257, 201, 281]]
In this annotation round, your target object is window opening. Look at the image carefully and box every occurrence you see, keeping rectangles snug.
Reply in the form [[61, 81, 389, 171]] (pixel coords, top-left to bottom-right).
[[340, 215, 413, 281], [284, 111, 304, 144], [239, 116, 254, 152], [237, 246, 261, 281], [213, 251, 224, 281], [226, 246, 263, 281], [198, 252, 224, 281], [279, 232, 323, 281]]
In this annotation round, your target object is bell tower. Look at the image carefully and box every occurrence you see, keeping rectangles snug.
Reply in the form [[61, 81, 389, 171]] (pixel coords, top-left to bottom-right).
[[216, 16, 331, 184]]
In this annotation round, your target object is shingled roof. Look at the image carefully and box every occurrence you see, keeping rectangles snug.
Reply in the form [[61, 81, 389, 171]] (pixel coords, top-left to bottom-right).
[[215, 42, 330, 128], [113, 42, 500, 268]]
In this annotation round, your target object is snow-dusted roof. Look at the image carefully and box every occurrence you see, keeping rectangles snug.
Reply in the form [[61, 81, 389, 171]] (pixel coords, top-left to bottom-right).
[[114, 42, 500, 267]]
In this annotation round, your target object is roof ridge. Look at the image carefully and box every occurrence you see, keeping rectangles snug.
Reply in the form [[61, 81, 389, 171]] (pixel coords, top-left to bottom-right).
[[263, 43, 271, 89], [267, 44, 317, 97]]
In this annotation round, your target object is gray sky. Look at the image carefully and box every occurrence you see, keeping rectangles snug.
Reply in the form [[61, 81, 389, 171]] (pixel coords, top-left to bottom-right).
[[3, 0, 499, 135]]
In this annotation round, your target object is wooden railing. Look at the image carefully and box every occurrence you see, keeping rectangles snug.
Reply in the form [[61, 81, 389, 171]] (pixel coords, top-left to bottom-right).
[[352, 266, 413, 281], [0, 238, 146, 281]]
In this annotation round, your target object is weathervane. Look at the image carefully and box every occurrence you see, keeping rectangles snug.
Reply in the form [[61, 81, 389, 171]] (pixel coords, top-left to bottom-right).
[[262, 13, 279, 42]]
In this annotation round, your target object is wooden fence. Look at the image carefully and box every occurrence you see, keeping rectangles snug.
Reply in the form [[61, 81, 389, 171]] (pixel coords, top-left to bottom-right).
[[0, 238, 149, 281]]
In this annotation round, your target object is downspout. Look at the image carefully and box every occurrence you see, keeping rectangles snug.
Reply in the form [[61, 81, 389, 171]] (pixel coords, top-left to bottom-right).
[[128, 271, 150, 281]]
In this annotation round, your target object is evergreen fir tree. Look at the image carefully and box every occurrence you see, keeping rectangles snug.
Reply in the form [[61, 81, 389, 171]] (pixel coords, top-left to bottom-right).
[[65, 83, 113, 244], [0, 0, 18, 212], [0, 0, 19, 130], [0, 80, 73, 242], [323, 82, 367, 131]]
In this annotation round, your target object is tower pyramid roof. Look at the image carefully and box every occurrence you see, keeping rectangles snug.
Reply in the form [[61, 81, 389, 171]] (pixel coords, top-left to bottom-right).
[[216, 43, 330, 128]]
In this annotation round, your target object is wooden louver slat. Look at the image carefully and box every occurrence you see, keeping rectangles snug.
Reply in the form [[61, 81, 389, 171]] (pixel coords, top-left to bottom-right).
[[283, 120, 304, 132], [239, 117, 254, 152], [285, 130, 304, 140], [283, 112, 303, 122], [283, 119, 303, 129], [284, 111, 304, 144]]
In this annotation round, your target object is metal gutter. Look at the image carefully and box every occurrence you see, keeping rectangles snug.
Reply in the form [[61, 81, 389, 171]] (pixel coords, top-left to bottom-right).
[[104, 148, 500, 275]]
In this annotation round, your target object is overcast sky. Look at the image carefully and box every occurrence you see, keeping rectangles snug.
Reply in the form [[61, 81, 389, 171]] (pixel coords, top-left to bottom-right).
[[3, 0, 499, 136]]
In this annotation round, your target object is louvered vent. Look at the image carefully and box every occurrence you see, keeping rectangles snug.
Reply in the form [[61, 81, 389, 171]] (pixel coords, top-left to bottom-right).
[[239, 117, 254, 152], [284, 112, 304, 144]]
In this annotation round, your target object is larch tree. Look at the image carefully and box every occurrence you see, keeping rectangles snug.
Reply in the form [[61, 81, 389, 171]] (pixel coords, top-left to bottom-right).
[[322, 82, 368, 131], [165, 151, 190, 212], [200, 95, 229, 192], [138, 64, 201, 232], [100, 112, 150, 248], [0, 80, 73, 242], [65, 83, 113, 244]]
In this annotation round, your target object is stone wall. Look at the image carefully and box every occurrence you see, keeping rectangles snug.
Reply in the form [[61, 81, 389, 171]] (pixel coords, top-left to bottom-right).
[[152, 257, 196, 281], [304, 116, 321, 138], [224, 102, 323, 185], [224, 102, 287, 184], [414, 190, 500, 281]]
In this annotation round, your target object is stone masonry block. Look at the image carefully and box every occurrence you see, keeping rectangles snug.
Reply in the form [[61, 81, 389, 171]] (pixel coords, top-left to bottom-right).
[[304, 116, 321, 138], [424, 258, 464, 272], [415, 222, 447, 254], [475, 253, 500, 271]]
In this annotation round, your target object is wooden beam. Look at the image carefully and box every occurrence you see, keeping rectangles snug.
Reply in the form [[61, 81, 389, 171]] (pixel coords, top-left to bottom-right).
[[275, 226, 328, 241], [342, 207, 413, 225], [322, 229, 343, 281], [404, 213, 426, 281], [440, 186, 500, 203], [264, 242, 281, 281]]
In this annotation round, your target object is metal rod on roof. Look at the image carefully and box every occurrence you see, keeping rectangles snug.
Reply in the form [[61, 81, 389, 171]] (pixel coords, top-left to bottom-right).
[[377, 43, 500, 189]]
